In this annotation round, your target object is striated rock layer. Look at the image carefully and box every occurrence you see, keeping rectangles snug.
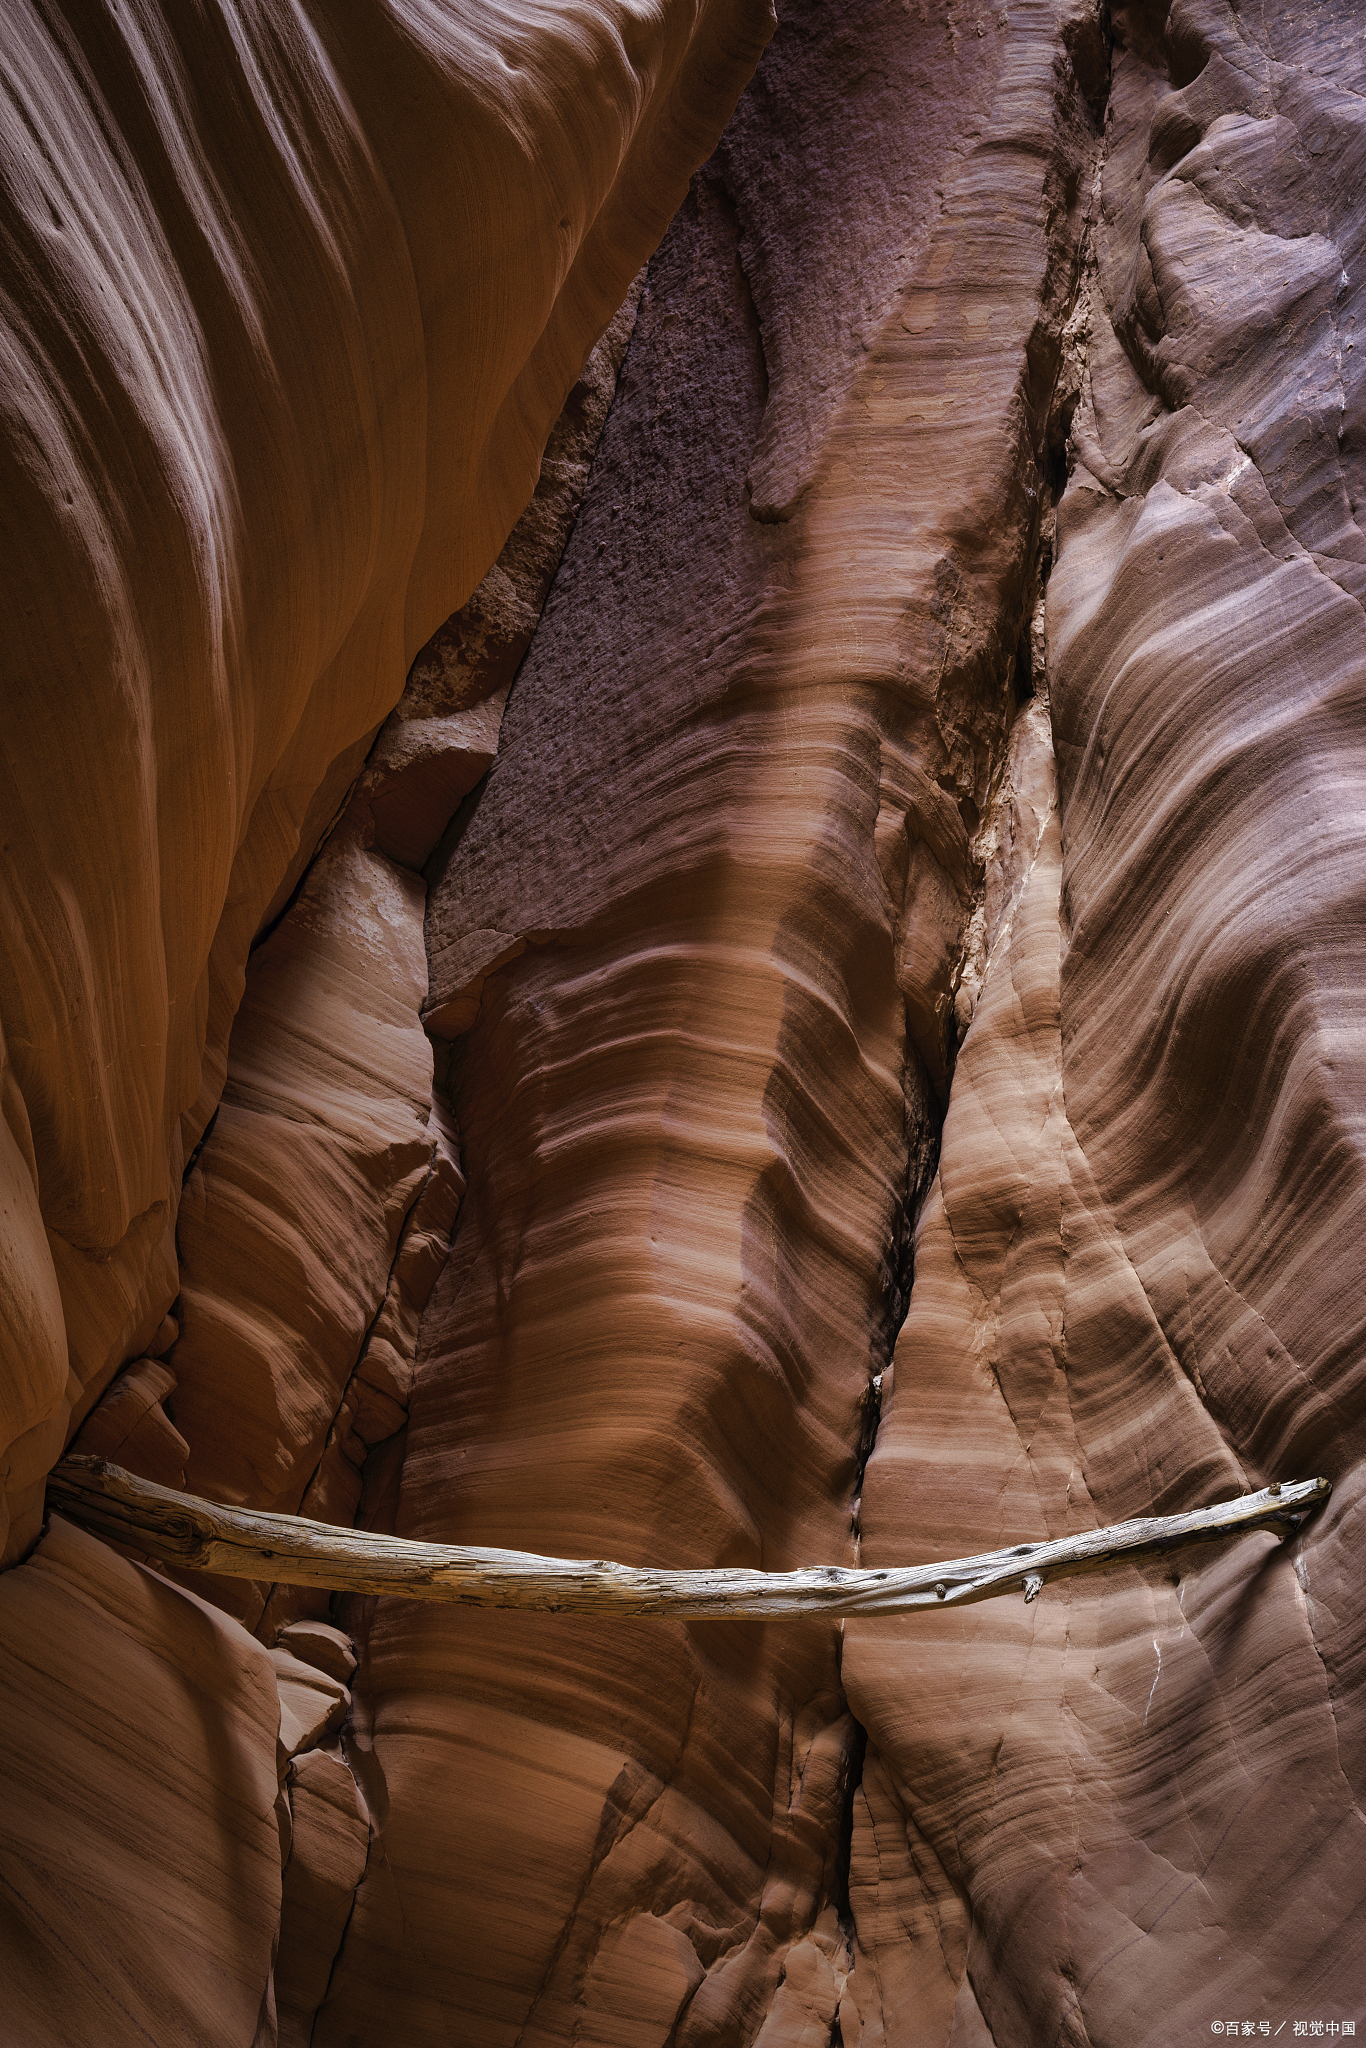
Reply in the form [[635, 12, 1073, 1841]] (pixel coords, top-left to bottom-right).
[[846, 1, 1366, 2040], [0, 4, 772, 2042], [156, 275, 645, 1656], [0, 0, 771, 1560], [5, 0, 1366, 2042], [329, 0, 1107, 2039], [0, 1516, 282, 2047]]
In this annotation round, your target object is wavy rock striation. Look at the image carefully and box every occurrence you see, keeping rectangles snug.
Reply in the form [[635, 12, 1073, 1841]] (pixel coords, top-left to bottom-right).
[[6, 0, 1366, 2041], [0, 0, 771, 1561], [0, 1516, 282, 2048], [846, 1, 1366, 2039], [0, 5, 773, 2041], [331, 1, 1108, 2040]]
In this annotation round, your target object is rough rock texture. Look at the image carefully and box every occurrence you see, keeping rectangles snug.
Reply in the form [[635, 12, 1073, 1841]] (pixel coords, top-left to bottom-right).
[[0, 0, 772, 1560], [156, 262, 645, 1663], [373, 276, 646, 876], [335, 1, 1107, 2039], [6, 0, 1366, 2041]]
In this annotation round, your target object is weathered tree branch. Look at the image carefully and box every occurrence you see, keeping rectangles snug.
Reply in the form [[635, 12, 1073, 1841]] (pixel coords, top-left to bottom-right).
[[44, 1457, 1330, 1616]]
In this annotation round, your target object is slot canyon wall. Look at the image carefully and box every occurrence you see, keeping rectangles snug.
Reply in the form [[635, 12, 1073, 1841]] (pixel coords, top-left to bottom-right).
[[2, 0, 1364, 2043]]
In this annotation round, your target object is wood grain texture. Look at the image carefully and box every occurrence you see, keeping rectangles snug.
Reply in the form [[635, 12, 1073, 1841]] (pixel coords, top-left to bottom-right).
[[46, 1457, 1328, 1617]]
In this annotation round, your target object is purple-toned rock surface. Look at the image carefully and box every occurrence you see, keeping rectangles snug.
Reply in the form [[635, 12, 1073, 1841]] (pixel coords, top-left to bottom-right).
[[3, 0, 1364, 2041]]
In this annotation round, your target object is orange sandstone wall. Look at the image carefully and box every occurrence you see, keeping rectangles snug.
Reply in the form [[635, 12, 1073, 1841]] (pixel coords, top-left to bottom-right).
[[0, 5, 771, 2042]]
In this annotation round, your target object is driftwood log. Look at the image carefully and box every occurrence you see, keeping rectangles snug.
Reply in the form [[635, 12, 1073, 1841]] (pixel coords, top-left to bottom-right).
[[46, 1457, 1330, 1617]]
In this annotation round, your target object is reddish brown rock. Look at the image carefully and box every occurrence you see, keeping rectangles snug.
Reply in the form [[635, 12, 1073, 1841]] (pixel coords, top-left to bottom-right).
[[845, 2, 1366, 2038], [330, 1, 1107, 2039], [159, 216, 646, 1659], [365, 278, 645, 876], [168, 823, 443, 1604], [276, 1745, 371, 2048], [6, 0, 1366, 2039], [69, 1356, 188, 1490], [0, 1517, 281, 2047], [0, 0, 772, 1560]]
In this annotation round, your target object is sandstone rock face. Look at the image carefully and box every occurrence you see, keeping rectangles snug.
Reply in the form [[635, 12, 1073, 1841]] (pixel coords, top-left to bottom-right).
[[0, 2, 774, 2036], [156, 282, 646, 1657], [5, 0, 1366, 2042], [0, 0, 771, 1561], [844, 2, 1366, 2039], [0, 1516, 282, 2048], [338, 0, 1107, 2038]]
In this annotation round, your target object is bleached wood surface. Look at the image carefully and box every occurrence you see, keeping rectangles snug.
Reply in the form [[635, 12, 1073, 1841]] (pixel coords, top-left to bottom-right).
[[45, 1457, 1330, 1616]]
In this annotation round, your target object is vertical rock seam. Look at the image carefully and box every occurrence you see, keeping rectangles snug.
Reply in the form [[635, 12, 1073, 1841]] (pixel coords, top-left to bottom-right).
[[845, 3, 1366, 2042], [340, 1, 1111, 2041]]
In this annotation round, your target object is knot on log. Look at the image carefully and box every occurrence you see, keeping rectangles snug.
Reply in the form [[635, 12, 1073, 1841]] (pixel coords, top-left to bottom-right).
[[36, 1459, 1333, 1619]]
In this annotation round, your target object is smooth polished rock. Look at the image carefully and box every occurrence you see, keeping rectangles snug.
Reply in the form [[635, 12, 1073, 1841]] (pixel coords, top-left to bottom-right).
[[0, 1517, 281, 2048], [0, 0, 773, 1560], [846, 1, 1366, 2037]]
